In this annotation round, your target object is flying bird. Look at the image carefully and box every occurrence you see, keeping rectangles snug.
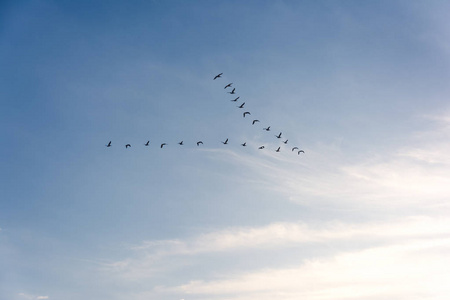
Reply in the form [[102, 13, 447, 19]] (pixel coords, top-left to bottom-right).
[[263, 126, 271, 131], [145, 141, 150, 146], [125, 144, 131, 148], [276, 147, 281, 152], [292, 147, 299, 151], [243, 112, 251, 118], [258, 146, 265, 149], [224, 83, 233, 89], [197, 141, 203, 146], [237, 102, 245, 108], [228, 88, 236, 94], [283, 139, 288, 144], [231, 97, 240, 102], [214, 73, 223, 80], [241, 142, 247, 146], [106, 141, 111, 147], [178, 141, 184, 145], [275, 132, 282, 138], [160, 143, 167, 148], [252, 120, 260, 125], [222, 138, 229, 145], [298, 150, 305, 155]]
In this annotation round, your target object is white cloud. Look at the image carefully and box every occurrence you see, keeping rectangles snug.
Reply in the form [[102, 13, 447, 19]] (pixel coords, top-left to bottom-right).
[[18, 293, 49, 300], [105, 216, 450, 283]]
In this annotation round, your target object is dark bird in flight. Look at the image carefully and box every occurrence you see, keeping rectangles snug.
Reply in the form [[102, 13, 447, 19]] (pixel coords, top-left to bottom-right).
[[263, 126, 271, 131], [276, 147, 281, 152], [160, 143, 167, 148], [125, 144, 131, 148], [145, 141, 150, 146], [283, 139, 288, 144], [241, 142, 247, 146], [106, 141, 111, 147], [222, 138, 229, 145], [197, 141, 203, 146], [258, 146, 265, 149], [298, 150, 305, 155], [214, 73, 223, 80], [228, 88, 236, 94], [224, 83, 233, 89], [292, 147, 299, 151], [252, 120, 260, 125], [231, 97, 240, 102], [275, 132, 282, 138], [237, 102, 245, 108], [243, 112, 251, 118], [178, 141, 184, 145]]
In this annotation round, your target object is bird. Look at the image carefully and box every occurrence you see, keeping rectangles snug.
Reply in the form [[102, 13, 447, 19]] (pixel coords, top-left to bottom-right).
[[276, 147, 281, 152], [258, 146, 265, 149], [283, 139, 288, 144], [222, 138, 229, 145], [241, 142, 247, 146], [145, 141, 150, 146], [178, 141, 184, 145], [231, 97, 240, 102], [292, 147, 299, 151], [160, 143, 166, 148], [237, 102, 245, 108], [224, 83, 233, 89], [263, 126, 271, 131], [298, 150, 305, 155], [125, 144, 131, 148], [106, 141, 111, 147], [252, 120, 260, 125], [243, 112, 251, 118], [214, 73, 223, 80], [275, 132, 282, 138], [228, 88, 236, 94], [197, 141, 203, 146]]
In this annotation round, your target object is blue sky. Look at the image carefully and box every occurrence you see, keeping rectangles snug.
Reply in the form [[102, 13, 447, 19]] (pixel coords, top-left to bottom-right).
[[2, 1, 450, 299]]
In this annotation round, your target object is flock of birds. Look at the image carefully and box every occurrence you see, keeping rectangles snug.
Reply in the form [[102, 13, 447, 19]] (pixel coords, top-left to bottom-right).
[[106, 73, 305, 156]]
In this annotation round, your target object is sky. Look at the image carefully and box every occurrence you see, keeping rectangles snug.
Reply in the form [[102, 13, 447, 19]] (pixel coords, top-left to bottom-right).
[[1, 0, 450, 299]]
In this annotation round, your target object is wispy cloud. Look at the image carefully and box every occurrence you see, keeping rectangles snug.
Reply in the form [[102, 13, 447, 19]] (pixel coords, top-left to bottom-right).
[[166, 237, 450, 300], [18, 293, 49, 300], [105, 216, 450, 281]]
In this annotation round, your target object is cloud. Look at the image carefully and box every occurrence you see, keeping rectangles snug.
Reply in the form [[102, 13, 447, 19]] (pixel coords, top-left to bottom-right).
[[18, 293, 49, 300], [166, 237, 450, 300], [105, 216, 450, 282]]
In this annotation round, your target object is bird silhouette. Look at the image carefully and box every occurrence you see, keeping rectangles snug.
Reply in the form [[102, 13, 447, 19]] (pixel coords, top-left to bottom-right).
[[231, 97, 240, 102], [298, 150, 305, 155], [222, 138, 229, 145], [263, 126, 271, 131], [283, 139, 288, 144], [106, 141, 111, 147], [125, 144, 131, 148], [145, 141, 150, 146], [243, 112, 251, 118], [258, 146, 265, 149], [292, 147, 299, 151], [197, 141, 203, 146], [252, 120, 260, 125], [214, 73, 223, 80], [224, 83, 233, 89], [178, 141, 184, 145], [160, 143, 167, 148], [241, 142, 247, 146], [237, 102, 245, 108], [275, 132, 282, 138], [276, 147, 281, 152], [228, 88, 236, 94]]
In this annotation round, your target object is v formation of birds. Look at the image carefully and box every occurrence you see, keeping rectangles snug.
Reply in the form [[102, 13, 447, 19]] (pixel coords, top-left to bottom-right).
[[106, 73, 305, 156]]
